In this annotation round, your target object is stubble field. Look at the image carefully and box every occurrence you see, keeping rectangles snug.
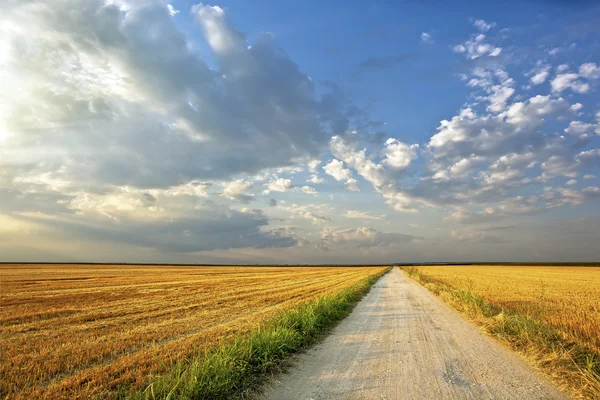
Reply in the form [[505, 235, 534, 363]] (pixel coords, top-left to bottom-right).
[[0, 264, 387, 399], [402, 265, 600, 399]]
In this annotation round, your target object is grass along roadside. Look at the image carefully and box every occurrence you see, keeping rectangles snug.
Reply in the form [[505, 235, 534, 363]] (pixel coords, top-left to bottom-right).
[[125, 267, 390, 400], [401, 266, 600, 400]]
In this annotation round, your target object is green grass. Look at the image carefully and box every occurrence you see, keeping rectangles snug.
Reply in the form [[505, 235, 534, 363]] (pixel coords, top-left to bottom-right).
[[401, 267, 600, 399], [125, 267, 390, 400]]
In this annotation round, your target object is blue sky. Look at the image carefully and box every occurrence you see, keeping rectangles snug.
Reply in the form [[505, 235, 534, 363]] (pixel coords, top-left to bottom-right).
[[175, 0, 598, 140], [0, 0, 599, 263]]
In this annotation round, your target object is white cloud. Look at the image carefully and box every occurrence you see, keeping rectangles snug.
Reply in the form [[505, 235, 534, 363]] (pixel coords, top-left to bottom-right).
[[473, 19, 496, 32], [344, 210, 382, 220], [433, 156, 487, 181], [307, 160, 322, 172], [278, 203, 331, 224], [446, 196, 541, 223], [570, 103, 583, 112], [323, 159, 352, 181], [564, 121, 593, 136], [487, 85, 515, 113], [263, 178, 293, 194], [193, 5, 246, 54], [453, 33, 502, 59], [220, 179, 254, 203], [2, 7, 600, 262], [540, 155, 578, 179], [330, 136, 387, 188], [319, 226, 420, 250], [577, 149, 600, 166], [429, 95, 568, 157], [382, 138, 419, 170], [167, 4, 179, 16], [156, 181, 212, 198], [453, 45, 466, 53], [345, 178, 360, 192], [551, 73, 590, 93], [300, 186, 317, 195], [307, 174, 324, 184], [1, 0, 339, 193], [530, 65, 550, 85], [421, 32, 433, 43], [579, 62, 600, 80], [329, 136, 419, 212], [553, 186, 600, 206]]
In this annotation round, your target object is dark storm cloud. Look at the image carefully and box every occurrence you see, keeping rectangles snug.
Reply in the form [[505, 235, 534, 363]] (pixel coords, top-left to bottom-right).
[[17, 202, 296, 253]]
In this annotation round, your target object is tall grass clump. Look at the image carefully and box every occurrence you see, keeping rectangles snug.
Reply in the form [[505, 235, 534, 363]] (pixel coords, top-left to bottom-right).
[[128, 267, 390, 400], [402, 266, 600, 400]]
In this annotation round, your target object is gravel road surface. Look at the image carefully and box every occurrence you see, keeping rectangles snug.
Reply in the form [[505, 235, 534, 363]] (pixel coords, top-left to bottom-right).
[[260, 268, 566, 400]]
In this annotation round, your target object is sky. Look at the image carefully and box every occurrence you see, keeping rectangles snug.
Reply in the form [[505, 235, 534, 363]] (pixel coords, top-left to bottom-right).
[[0, 0, 599, 264]]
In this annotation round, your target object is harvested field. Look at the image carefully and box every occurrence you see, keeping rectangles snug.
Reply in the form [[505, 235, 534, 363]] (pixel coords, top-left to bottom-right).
[[0, 264, 387, 399], [402, 265, 600, 399]]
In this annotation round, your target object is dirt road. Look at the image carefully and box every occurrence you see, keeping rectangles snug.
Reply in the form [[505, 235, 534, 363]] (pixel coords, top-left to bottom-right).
[[260, 268, 566, 400]]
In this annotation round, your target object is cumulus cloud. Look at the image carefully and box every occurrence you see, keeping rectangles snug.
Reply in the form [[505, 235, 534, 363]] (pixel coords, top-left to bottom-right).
[[473, 19, 496, 32], [565, 121, 593, 136], [167, 4, 179, 16], [579, 63, 600, 80], [453, 33, 502, 59], [326, 33, 598, 220], [278, 203, 331, 224], [319, 23, 600, 223], [577, 149, 600, 166], [450, 226, 507, 243], [0, 0, 373, 255], [428, 95, 569, 162], [307, 174, 324, 184], [345, 178, 360, 192], [323, 160, 352, 181], [570, 103, 583, 112], [319, 226, 420, 251], [300, 186, 318, 195], [382, 139, 419, 170], [540, 155, 579, 179], [220, 179, 254, 203], [0, 0, 343, 192], [263, 178, 293, 194], [344, 210, 382, 220], [551, 73, 590, 93], [529, 65, 550, 85], [445, 196, 541, 224], [421, 32, 433, 43], [329, 135, 420, 212], [553, 186, 600, 206], [307, 160, 322, 172], [2, 8, 600, 262], [19, 201, 296, 253]]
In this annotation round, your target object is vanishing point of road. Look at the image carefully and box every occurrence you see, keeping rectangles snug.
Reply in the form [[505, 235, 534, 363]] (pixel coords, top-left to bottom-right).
[[260, 268, 566, 400]]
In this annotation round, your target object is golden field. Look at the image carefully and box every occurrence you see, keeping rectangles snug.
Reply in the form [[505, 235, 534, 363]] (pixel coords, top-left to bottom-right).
[[403, 265, 600, 399], [0, 264, 387, 399]]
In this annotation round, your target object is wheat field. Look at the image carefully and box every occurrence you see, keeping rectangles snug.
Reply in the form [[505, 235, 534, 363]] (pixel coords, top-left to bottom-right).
[[404, 266, 600, 349], [403, 265, 600, 398], [0, 264, 387, 399]]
